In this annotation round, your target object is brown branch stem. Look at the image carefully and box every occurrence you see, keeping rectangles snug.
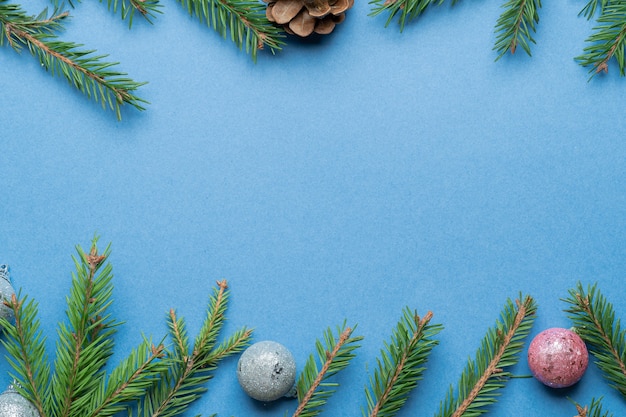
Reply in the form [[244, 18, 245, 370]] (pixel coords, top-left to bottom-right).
[[451, 298, 531, 417], [576, 293, 626, 378], [292, 327, 353, 417], [370, 311, 433, 417]]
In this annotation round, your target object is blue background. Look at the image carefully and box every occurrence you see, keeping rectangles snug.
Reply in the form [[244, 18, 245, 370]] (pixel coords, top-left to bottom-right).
[[2, 0, 626, 416]]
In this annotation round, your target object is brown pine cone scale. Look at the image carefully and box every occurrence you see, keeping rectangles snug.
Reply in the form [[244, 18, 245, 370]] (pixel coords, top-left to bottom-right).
[[264, 0, 354, 37]]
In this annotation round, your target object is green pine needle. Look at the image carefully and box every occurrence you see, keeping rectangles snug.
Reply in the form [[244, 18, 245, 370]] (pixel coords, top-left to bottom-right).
[[575, 2, 626, 78], [369, 0, 445, 31], [48, 240, 121, 417], [175, 0, 284, 61], [493, 0, 542, 60], [136, 280, 252, 417], [563, 282, 626, 399], [0, 2, 148, 120], [51, 0, 162, 27], [0, 239, 251, 417], [580, 0, 612, 20], [363, 308, 443, 417], [435, 294, 537, 417], [0, 292, 50, 417], [572, 397, 614, 417], [292, 322, 362, 417]]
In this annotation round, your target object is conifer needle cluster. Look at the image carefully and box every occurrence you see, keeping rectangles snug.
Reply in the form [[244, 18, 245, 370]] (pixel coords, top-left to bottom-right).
[[564, 282, 626, 399], [0, 238, 251, 417], [435, 295, 537, 417], [2, 241, 626, 416]]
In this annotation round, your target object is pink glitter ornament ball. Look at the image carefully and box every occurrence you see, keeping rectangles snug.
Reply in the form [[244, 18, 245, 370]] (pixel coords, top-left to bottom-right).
[[527, 327, 589, 388]]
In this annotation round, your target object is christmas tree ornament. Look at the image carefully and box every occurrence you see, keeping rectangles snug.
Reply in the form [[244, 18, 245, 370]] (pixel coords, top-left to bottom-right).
[[0, 385, 41, 417], [0, 265, 16, 322], [263, 0, 354, 37], [527, 327, 589, 388], [237, 340, 296, 402]]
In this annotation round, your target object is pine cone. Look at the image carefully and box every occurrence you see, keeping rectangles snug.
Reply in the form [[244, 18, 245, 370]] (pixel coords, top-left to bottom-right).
[[264, 0, 354, 37]]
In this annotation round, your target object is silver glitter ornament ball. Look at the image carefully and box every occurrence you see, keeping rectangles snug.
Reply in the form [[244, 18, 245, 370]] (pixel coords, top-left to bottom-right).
[[0, 386, 41, 417], [0, 265, 16, 322], [237, 341, 296, 402]]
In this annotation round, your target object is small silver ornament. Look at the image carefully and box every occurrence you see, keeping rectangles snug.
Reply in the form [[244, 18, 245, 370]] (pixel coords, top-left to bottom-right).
[[0, 265, 15, 322], [237, 340, 296, 402], [0, 385, 41, 417]]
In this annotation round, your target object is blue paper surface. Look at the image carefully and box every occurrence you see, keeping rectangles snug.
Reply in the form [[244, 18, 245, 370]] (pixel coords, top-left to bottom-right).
[[1, 1, 626, 416]]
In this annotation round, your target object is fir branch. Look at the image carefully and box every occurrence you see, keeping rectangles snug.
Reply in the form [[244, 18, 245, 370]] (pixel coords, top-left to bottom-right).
[[292, 323, 363, 417], [580, 0, 612, 20], [575, 2, 626, 77], [48, 239, 122, 417], [137, 280, 252, 417], [0, 1, 147, 120], [50, 0, 162, 27], [573, 397, 614, 417], [369, 0, 444, 31], [364, 308, 443, 417], [0, 293, 51, 417], [435, 294, 537, 417], [175, 0, 284, 61], [84, 337, 169, 417], [563, 282, 626, 398], [493, 0, 542, 60]]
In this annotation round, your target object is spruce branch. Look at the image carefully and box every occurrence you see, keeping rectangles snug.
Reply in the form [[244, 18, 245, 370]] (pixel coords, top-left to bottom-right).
[[573, 397, 614, 417], [0, 1, 147, 120], [563, 282, 626, 398], [435, 294, 537, 417], [50, 0, 162, 27], [174, 0, 284, 61], [580, 0, 612, 20], [292, 322, 362, 417], [575, 2, 626, 77], [493, 0, 542, 60], [0, 293, 51, 417], [369, 0, 444, 31], [364, 309, 442, 417], [137, 280, 252, 417], [48, 239, 122, 417]]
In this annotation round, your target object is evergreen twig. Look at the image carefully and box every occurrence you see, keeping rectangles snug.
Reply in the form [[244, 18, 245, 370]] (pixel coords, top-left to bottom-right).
[[573, 397, 614, 417], [292, 322, 362, 417], [174, 0, 284, 61], [563, 282, 626, 398], [0, 293, 50, 417], [137, 280, 252, 417], [48, 240, 120, 417], [493, 0, 542, 60], [435, 294, 537, 417], [368, 0, 444, 31], [575, 2, 626, 77], [580, 0, 612, 20], [364, 308, 443, 417], [0, 1, 147, 120], [50, 0, 163, 27]]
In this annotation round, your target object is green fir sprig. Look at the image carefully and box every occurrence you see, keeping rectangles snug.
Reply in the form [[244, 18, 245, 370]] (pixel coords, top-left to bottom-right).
[[579, 0, 612, 20], [363, 308, 442, 417], [493, 0, 542, 59], [368, 0, 444, 31], [573, 397, 614, 417], [175, 0, 284, 61], [0, 238, 251, 417], [563, 282, 626, 399], [575, 2, 626, 77], [292, 322, 362, 417], [137, 279, 252, 417], [50, 0, 163, 27], [0, 2, 147, 120], [435, 294, 537, 417]]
